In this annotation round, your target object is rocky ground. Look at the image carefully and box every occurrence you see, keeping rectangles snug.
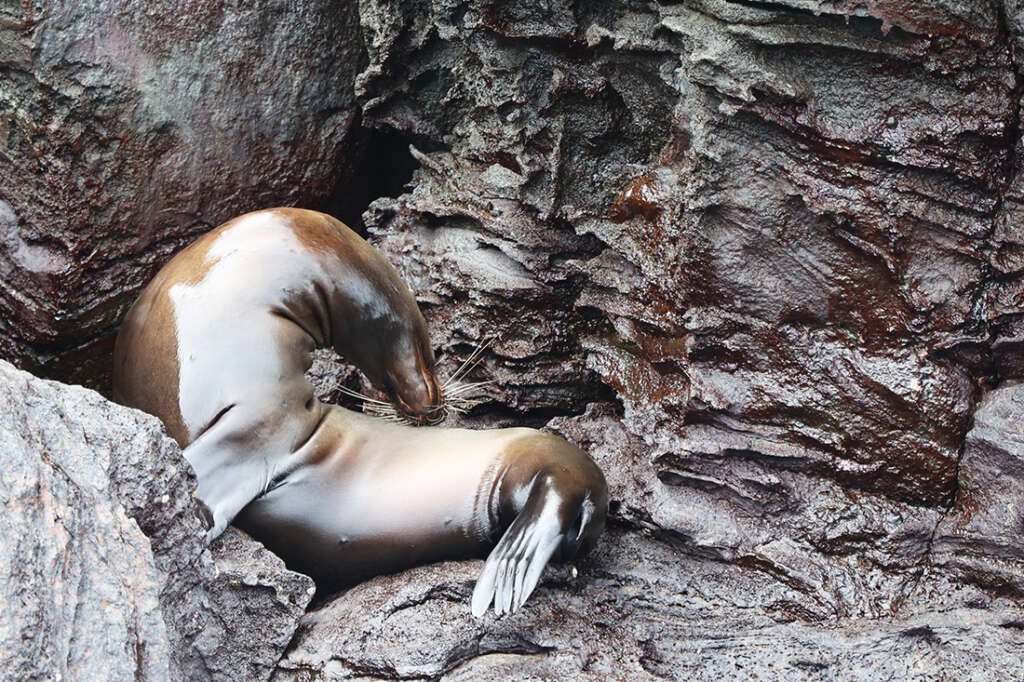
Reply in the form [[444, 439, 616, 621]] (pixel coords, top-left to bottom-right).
[[3, 0, 1024, 680]]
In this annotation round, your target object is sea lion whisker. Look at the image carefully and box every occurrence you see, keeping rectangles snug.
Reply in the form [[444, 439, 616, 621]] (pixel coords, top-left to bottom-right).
[[362, 400, 428, 426], [444, 382, 493, 398], [445, 336, 493, 385], [446, 362, 483, 386], [452, 393, 487, 401], [336, 360, 493, 423], [441, 378, 493, 395], [364, 404, 397, 416], [335, 384, 391, 405], [368, 410, 406, 424], [446, 351, 482, 385]]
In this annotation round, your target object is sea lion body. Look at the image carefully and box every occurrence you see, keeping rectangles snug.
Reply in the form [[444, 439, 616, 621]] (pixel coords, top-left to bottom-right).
[[115, 208, 441, 538], [113, 208, 607, 615], [237, 410, 603, 595]]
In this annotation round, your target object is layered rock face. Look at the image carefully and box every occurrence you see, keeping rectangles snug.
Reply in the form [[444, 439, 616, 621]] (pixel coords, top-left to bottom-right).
[[3, 0, 1024, 680], [298, 0, 1024, 676], [357, 0, 1024, 619]]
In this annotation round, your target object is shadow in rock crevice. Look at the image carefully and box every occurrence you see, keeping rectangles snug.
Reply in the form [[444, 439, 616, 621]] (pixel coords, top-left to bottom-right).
[[319, 121, 421, 236]]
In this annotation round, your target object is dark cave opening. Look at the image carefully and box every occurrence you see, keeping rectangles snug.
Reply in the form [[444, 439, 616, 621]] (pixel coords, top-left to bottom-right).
[[319, 122, 420, 235]]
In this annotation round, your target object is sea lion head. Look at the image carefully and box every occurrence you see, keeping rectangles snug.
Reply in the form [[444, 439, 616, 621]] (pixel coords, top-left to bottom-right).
[[343, 294, 444, 425], [380, 323, 444, 425]]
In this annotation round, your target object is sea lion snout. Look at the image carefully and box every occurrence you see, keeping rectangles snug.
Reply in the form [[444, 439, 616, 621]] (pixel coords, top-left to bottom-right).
[[387, 365, 444, 424]]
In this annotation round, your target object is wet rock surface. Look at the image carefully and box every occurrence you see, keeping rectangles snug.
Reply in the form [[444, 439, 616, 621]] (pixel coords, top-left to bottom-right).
[[0, 360, 312, 681], [0, 0, 367, 389]]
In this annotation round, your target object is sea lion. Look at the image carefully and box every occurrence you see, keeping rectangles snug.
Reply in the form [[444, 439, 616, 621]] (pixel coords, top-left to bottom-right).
[[113, 208, 607, 615]]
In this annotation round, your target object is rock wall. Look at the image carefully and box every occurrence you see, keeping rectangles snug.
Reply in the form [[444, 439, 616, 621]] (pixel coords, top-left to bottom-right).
[[0, 0, 367, 388], [356, 0, 1024, 620], [3, 0, 1024, 680]]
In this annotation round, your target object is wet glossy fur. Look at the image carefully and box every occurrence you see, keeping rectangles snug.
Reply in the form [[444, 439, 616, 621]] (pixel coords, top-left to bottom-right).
[[113, 208, 607, 616]]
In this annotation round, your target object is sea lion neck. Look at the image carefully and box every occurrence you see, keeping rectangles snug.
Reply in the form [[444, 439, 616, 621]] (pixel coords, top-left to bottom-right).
[[206, 208, 439, 417], [275, 209, 442, 420]]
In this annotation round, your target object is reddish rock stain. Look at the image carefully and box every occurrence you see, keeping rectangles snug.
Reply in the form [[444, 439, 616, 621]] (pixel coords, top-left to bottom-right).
[[609, 176, 663, 224]]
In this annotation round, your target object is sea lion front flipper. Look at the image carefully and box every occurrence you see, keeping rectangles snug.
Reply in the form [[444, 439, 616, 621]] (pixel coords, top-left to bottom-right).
[[471, 475, 596, 617]]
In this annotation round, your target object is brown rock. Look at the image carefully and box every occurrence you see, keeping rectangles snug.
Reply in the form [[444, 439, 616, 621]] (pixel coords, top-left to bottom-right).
[[0, 0, 367, 390]]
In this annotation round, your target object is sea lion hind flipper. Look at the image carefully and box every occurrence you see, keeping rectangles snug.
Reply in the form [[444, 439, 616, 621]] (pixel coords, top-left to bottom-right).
[[471, 480, 565, 618]]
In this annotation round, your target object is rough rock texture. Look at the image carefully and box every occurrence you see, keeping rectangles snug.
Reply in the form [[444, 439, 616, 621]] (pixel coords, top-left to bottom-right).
[[5, 0, 1024, 679], [0, 360, 174, 680], [207, 529, 317, 682], [931, 383, 1024, 594], [277, 540, 1024, 681], [0, 0, 367, 389], [345, 0, 1024, 609], [273, 399, 1024, 680], [0, 360, 313, 681], [279, 0, 1024, 678]]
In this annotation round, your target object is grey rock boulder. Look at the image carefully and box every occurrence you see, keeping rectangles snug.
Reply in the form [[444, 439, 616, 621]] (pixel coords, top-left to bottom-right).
[[206, 528, 317, 682], [0, 358, 185, 680], [0, 359, 314, 681]]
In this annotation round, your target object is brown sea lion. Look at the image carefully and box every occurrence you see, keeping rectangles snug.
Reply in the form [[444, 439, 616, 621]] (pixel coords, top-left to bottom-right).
[[113, 208, 607, 615]]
